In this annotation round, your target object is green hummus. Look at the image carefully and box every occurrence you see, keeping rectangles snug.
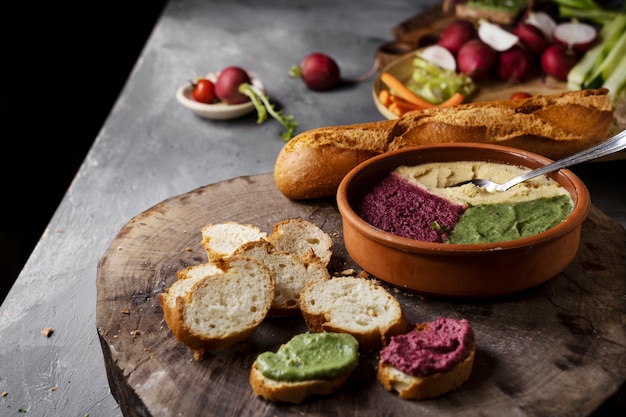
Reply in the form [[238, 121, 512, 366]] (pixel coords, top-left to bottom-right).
[[255, 332, 359, 382], [447, 195, 573, 244]]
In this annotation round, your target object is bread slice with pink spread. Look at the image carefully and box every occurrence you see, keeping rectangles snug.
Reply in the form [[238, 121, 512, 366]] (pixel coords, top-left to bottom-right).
[[377, 316, 475, 400]]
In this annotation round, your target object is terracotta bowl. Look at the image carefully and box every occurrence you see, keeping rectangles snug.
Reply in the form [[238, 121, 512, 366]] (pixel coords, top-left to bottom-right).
[[336, 143, 590, 299]]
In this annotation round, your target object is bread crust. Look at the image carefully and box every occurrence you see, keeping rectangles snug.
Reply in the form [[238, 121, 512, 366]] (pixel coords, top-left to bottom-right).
[[274, 89, 613, 200], [300, 277, 409, 351], [159, 256, 274, 358], [377, 341, 476, 400], [249, 362, 352, 404]]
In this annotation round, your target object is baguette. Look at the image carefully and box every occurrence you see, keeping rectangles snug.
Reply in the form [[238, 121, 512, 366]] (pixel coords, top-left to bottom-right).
[[274, 88, 614, 200]]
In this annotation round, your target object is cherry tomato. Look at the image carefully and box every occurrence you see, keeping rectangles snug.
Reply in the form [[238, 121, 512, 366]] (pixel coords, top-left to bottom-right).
[[192, 79, 216, 104], [510, 92, 532, 100]]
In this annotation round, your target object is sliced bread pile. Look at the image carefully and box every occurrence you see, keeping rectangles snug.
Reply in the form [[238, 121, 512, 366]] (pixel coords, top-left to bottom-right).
[[160, 218, 476, 403], [159, 218, 333, 358]]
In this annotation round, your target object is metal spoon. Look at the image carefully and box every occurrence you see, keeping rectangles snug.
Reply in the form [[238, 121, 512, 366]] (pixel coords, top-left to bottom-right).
[[449, 129, 626, 193]]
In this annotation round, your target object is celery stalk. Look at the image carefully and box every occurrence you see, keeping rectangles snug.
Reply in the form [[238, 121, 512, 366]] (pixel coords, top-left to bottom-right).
[[567, 13, 626, 89], [586, 24, 626, 87], [602, 52, 626, 102]]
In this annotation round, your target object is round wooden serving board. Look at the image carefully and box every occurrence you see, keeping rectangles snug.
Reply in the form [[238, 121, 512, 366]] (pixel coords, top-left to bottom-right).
[[97, 173, 626, 417]]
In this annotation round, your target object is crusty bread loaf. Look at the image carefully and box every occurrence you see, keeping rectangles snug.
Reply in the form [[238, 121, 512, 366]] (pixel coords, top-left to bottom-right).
[[447, 0, 527, 25], [274, 88, 614, 199], [233, 240, 330, 317], [300, 277, 408, 351], [159, 256, 274, 358], [268, 218, 333, 266], [377, 318, 476, 400], [200, 222, 267, 261]]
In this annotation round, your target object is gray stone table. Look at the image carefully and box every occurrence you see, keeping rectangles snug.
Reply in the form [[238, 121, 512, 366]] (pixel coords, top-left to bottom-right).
[[1, 0, 624, 416]]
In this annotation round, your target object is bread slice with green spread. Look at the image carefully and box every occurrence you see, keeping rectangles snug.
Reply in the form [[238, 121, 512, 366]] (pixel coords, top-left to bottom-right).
[[250, 332, 359, 403], [300, 277, 408, 351], [377, 317, 476, 400]]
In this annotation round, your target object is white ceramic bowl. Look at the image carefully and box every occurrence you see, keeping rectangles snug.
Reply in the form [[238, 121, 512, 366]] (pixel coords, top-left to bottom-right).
[[176, 71, 265, 120]]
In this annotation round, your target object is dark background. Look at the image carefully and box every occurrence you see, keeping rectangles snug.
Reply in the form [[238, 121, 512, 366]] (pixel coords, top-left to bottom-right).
[[1, 1, 168, 303]]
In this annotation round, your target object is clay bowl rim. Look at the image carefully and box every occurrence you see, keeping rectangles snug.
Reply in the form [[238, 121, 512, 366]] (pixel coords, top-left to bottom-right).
[[336, 143, 591, 255]]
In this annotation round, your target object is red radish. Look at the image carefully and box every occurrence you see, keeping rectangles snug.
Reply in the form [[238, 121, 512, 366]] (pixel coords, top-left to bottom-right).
[[495, 45, 535, 82], [289, 52, 341, 91], [513, 23, 551, 55], [457, 39, 497, 81], [478, 20, 519, 52], [437, 19, 478, 55], [215, 66, 252, 104], [419, 44, 457, 71], [524, 11, 556, 41], [541, 44, 578, 80], [552, 21, 597, 54]]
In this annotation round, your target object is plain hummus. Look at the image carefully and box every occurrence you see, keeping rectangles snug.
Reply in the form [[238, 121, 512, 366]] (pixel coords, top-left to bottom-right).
[[395, 161, 570, 206]]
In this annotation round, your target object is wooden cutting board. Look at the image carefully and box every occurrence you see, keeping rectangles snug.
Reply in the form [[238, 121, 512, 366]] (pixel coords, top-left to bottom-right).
[[96, 173, 626, 417]]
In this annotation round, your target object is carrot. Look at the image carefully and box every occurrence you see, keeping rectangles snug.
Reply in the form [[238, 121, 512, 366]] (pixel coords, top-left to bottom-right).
[[438, 92, 465, 107], [388, 100, 422, 117], [380, 72, 435, 109], [387, 102, 404, 117], [378, 89, 392, 107]]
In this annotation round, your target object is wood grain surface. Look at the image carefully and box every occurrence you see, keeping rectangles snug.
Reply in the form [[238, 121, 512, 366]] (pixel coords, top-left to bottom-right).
[[96, 173, 626, 417]]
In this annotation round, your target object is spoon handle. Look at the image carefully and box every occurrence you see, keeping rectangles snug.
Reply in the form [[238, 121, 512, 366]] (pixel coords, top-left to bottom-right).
[[502, 129, 626, 190]]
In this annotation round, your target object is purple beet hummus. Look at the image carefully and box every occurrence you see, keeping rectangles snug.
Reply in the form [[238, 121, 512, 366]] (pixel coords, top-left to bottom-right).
[[380, 316, 474, 377], [356, 172, 465, 242]]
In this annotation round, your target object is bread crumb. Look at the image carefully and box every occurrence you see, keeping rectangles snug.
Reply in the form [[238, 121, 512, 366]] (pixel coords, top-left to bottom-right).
[[50, 386, 56, 392], [1, 391, 7, 397], [340, 269, 356, 276], [121, 308, 130, 314], [41, 327, 53, 337], [131, 330, 141, 338], [357, 270, 370, 279], [185, 247, 192, 252]]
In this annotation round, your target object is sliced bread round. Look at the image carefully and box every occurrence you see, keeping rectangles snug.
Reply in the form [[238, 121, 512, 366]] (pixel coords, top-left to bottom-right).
[[159, 256, 274, 358], [249, 332, 359, 404], [377, 318, 476, 400], [234, 240, 330, 317], [299, 277, 408, 351], [200, 222, 267, 261], [268, 218, 333, 266]]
